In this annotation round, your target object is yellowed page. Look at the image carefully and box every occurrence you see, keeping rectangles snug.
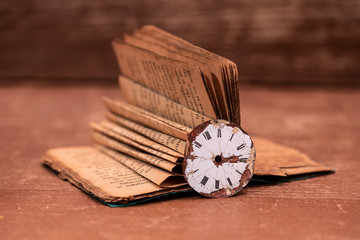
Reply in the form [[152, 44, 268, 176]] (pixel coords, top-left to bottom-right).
[[119, 76, 212, 128], [91, 130, 181, 170], [143, 25, 240, 124], [99, 120, 183, 158], [95, 145, 185, 187], [106, 112, 186, 154], [138, 25, 235, 64], [123, 34, 222, 120], [90, 122, 181, 165], [103, 97, 190, 140], [42, 146, 185, 204], [134, 25, 238, 122], [112, 40, 217, 119], [253, 137, 333, 176]]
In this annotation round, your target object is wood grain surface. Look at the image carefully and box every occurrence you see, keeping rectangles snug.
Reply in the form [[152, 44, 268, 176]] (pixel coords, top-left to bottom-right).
[[1, 0, 360, 85], [0, 82, 359, 240]]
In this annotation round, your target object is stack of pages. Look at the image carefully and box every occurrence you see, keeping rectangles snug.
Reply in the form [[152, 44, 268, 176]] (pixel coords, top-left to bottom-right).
[[42, 26, 332, 206]]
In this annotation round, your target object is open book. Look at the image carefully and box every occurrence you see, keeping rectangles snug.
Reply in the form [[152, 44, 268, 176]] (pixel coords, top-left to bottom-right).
[[42, 26, 333, 206]]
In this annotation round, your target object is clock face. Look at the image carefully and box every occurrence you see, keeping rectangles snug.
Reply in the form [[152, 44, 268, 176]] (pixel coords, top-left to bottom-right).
[[183, 120, 255, 198]]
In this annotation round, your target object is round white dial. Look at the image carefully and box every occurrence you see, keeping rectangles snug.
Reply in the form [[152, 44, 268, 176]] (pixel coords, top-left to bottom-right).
[[183, 120, 255, 198]]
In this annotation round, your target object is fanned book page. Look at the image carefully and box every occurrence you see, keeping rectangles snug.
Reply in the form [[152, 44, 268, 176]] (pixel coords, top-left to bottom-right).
[[43, 146, 190, 204], [42, 25, 333, 206]]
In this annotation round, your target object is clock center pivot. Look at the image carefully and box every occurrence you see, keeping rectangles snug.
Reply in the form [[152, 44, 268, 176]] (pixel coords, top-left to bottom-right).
[[214, 155, 222, 163]]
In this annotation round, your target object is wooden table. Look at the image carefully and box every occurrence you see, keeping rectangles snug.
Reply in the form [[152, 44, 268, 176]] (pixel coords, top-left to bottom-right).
[[1, 81, 359, 240]]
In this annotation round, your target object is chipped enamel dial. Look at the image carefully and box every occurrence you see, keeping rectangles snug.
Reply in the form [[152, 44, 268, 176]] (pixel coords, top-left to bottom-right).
[[183, 120, 255, 198]]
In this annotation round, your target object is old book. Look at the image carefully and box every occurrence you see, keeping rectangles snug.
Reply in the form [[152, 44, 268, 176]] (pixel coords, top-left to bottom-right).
[[42, 26, 333, 206]]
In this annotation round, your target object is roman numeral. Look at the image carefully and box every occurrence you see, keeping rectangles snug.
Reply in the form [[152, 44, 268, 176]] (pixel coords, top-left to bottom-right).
[[200, 176, 209, 185], [215, 180, 220, 189], [194, 141, 202, 148], [229, 134, 234, 141], [202, 131, 211, 140], [236, 170, 243, 175], [193, 169, 199, 173], [227, 177, 233, 186], [237, 143, 245, 150], [217, 129, 221, 138], [239, 158, 248, 162]]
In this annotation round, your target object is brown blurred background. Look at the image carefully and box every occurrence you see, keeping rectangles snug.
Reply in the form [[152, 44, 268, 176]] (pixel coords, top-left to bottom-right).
[[1, 0, 359, 86]]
